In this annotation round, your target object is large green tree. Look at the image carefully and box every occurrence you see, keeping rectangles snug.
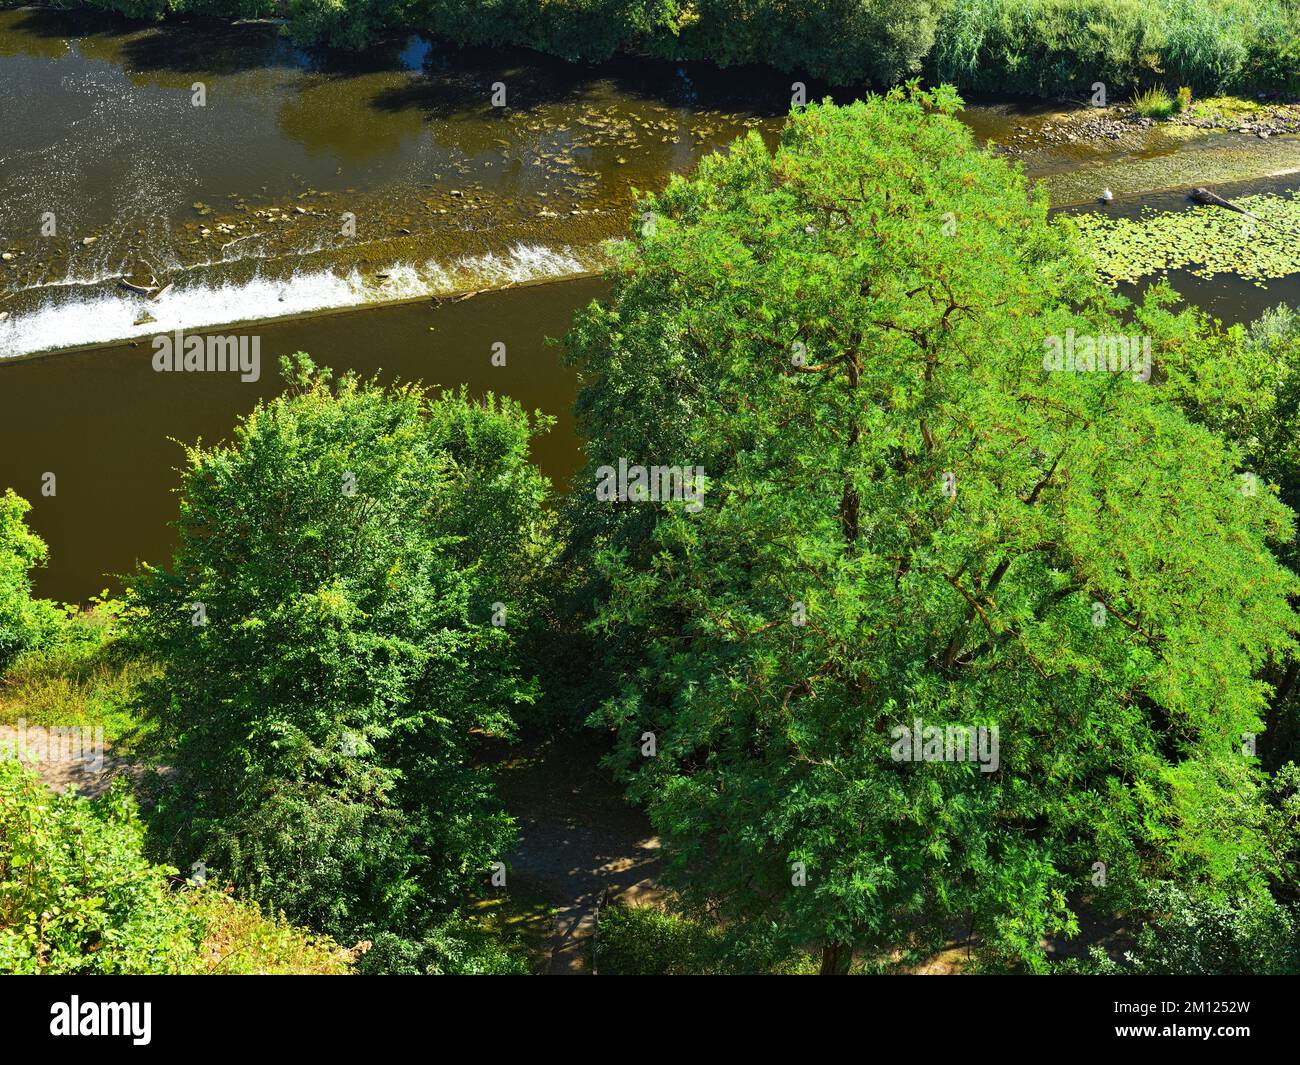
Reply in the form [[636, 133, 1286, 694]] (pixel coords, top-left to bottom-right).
[[129, 356, 553, 958], [564, 90, 1299, 972]]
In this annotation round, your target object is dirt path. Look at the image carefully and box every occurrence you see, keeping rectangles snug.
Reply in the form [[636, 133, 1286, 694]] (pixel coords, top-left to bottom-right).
[[0, 725, 140, 797], [493, 734, 663, 974], [5, 723, 665, 974]]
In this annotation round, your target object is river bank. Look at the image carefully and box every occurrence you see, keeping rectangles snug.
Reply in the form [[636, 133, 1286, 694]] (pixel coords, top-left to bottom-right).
[[5, 8, 1300, 362], [5, 0, 1299, 97], [4, 8, 1300, 601]]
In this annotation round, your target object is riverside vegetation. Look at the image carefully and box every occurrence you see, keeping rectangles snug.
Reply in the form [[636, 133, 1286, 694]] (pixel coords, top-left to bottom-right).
[[4, 0, 1300, 97], [6, 88, 1300, 973]]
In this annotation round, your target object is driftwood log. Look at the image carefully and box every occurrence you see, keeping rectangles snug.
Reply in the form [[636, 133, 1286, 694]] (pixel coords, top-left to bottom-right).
[[1189, 187, 1267, 225]]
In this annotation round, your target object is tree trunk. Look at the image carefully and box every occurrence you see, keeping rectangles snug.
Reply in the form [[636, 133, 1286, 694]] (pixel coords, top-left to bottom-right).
[[819, 941, 853, 975]]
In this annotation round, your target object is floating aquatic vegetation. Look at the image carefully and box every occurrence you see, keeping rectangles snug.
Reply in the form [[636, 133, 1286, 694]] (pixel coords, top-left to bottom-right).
[[1069, 191, 1300, 286]]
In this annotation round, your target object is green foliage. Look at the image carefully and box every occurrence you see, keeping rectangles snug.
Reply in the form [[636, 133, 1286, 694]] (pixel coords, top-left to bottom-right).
[[23, 0, 1300, 94], [563, 91, 1299, 972], [594, 902, 805, 974], [286, 0, 410, 50], [1131, 86, 1175, 119], [0, 759, 196, 974], [1136, 291, 1300, 533], [674, 0, 938, 86], [181, 884, 357, 974], [0, 490, 64, 675], [0, 600, 154, 749], [931, 0, 1299, 95], [595, 903, 728, 974], [127, 355, 554, 956], [933, 0, 1162, 95], [360, 920, 532, 974], [0, 758, 357, 974], [1072, 884, 1298, 974], [1133, 292, 1300, 768]]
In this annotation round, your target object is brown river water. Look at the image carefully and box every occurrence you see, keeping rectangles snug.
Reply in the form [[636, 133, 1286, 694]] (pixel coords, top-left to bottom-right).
[[2, 8, 1299, 599]]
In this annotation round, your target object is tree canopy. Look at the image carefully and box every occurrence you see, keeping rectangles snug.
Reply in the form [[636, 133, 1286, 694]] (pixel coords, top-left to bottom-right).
[[564, 89, 1300, 971], [129, 356, 554, 953]]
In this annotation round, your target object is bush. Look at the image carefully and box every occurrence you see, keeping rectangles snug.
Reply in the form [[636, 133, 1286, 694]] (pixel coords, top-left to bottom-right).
[[183, 885, 357, 974], [360, 923, 531, 975], [0, 759, 196, 974], [1132, 85, 1175, 118], [14, 0, 1300, 95], [676, 0, 939, 86], [0, 600, 154, 747], [0, 490, 64, 675], [0, 758, 358, 973], [1066, 884, 1299, 975], [1132, 887, 1298, 975], [931, 0, 1293, 95], [595, 904, 726, 975], [128, 355, 554, 956], [594, 903, 807, 974]]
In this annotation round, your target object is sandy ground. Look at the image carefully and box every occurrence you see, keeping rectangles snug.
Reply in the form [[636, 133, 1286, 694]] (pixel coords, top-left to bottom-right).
[[0, 725, 141, 797]]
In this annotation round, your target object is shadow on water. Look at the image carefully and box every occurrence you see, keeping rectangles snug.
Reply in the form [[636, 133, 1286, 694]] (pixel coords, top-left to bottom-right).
[[7, 7, 844, 114]]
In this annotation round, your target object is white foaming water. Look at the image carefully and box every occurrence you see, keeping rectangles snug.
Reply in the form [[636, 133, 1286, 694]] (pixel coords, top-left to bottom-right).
[[0, 243, 600, 360]]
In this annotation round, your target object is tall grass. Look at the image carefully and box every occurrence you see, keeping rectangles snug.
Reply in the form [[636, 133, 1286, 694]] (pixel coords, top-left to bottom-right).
[[0, 604, 153, 748], [1132, 86, 1176, 118], [930, 0, 1300, 96], [11, 0, 1300, 95]]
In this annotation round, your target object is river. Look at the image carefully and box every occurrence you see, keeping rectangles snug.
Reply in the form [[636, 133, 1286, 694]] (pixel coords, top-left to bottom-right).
[[3, 7, 1299, 599]]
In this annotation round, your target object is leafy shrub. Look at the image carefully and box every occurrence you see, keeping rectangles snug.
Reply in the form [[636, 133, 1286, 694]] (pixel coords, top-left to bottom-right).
[[0, 759, 197, 974], [595, 903, 726, 974], [1066, 884, 1299, 975], [129, 355, 553, 957], [678, 0, 939, 86], [182, 885, 357, 974], [0, 490, 64, 674], [287, 0, 411, 50], [360, 922, 531, 974], [0, 758, 358, 974], [594, 903, 805, 974], [15, 0, 1300, 95], [0, 599, 154, 747], [1132, 887, 1298, 975]]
